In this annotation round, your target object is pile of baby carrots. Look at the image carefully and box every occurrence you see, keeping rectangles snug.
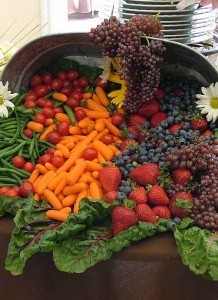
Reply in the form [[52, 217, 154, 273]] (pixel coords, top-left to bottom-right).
[[27, 86, 123, 222]]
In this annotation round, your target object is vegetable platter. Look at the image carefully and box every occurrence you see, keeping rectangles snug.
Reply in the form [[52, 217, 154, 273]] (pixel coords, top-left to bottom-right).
[[1, 14, 218, 281]]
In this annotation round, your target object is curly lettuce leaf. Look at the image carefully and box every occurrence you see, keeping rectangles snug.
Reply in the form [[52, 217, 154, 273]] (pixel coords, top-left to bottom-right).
[[0, 195, 27, 217], [174, 226, 218, 280]]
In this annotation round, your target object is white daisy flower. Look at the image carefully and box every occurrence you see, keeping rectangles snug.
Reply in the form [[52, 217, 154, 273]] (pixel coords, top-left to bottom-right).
[[196, 82, 218, 123], [0, 81, 18, 118]]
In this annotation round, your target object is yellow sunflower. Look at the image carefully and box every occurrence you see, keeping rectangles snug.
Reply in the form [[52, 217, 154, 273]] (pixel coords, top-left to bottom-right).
[[108, 73, 127, 108]]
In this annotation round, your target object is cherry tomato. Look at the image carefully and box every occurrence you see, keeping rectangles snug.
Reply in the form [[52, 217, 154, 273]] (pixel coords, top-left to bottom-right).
[[42, 72, 53, 84], [82, 148, 98, 160], [46, 84, 52, 93], [11, 186, 21, 196], [51, 156, 65, 168], [24, 91, 37, 102], [24, 101, 37, 109], [5, 189, 18, 197], [34, 84, 50, 97], [46, 131, 61, 144], [50, 78, 63, 91], [111, 113, 125, 126], [0, 186, 10, 195], [74, 86, 84, 93], [100, 134, 114, 145], [78, 76, 89, 88], [66, 97, 79, 109], [60, 86, 72, 96], [56, 122, 70, 136], [23, 162, 35, 173], [34, 112, 46, 125], [43, 99, 54, 107], [67, 70, 79, 81], [12, 156, 25, 169], [20, 181, 35, 198], [57, 70, 67, 80], [46, 147, 56, 155], [53, 107, 64, 114], [38, 153, 53, 165], [23, 128, 33, 138], [75, 109, 87, 122], [70, 90, 83, 102], [30, 75, 42, 88], [72, 79, 79, 88], [42, 107, 55, 118], [62, 80, 71, 87], [94, 77, 109, 89]]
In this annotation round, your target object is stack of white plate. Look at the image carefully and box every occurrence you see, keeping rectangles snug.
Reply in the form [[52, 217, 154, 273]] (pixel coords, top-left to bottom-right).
[[117, 0, 216, 44]]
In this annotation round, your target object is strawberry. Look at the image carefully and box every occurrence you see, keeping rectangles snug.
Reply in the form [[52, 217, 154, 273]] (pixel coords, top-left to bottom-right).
[[169, 192, 193, 218], [99, 165, 121, 192], [155, 88, 166, 100], [148, 185, 169, 205], [112, 206, 138, 235], [120, 138, 138, 151], [129, 114, 146, 126], [190, 114, 208, 133], [104, 191, 117, 203], [134, 204, 157, 224], [129, 163, 160, 185], [169, 121, 185, 134], [138, 100, 160, 118], [127, 126, 140, 137], [152, 206, 171, 219], [172, 168, 192, 185], [150, 112, 167, 128], [129, 186, 147, 204]]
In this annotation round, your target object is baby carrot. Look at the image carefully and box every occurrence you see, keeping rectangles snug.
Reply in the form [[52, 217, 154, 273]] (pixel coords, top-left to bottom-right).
[[35, 164, 48, 174], [45, 118, 54, 126], [82, 92, 92, 99], [55, 113, 70, 123], [27, 121, 43, 133], [95, 86, 109, 106], [53, 92, 67, 102], [86, 110, 110, 119], [63, 182, 87, 195], [56, 143, 70, 158], [64, 141, 75, 150], [67, 160, 86, 185], [33, 175, 43, 189], [92, 171, 99, 179], [33, 193, 40, 201], [35, 170, 56, 195], [60, 207, 72, 214], [92, 93, 101, 105], [86, 99, 107, 112], [47, 171, 67, 191], [46, 210, 69, 222], [78, 117, 94, 128], [93, 128, 109, 142], [54, 150, 64, 157], [97, 152, 106, 164], [45, 162, 57, 172], [103, 119, 120, 136], [73, 189, 87, 214], [39, 124, 56, 141], [108, 144, 121, 155], [95, 118, 105, 132], [92, 140, 114, 161], [89, 182, 102, 199], [69, 126, 82, 135], [57, 193, 65, 202], [85, 161, 103, 172], [62, 194, 77, 207], [54, 175, 68, 195], [29, 169, 39, 184], [44, 189, 63, 210]]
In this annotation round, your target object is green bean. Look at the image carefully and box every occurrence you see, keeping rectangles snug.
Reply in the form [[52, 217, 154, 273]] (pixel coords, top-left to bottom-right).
[[0, 167, 29, 179], [33, 133, 40, 157], [14, 92, 28, 106], [0, 159, 30, 176], [63, 105, 76, 125], [9, 110, 20, 144], [0, 141, 26, 158], [0, 183, 16, 187], [53, 101, 64, 108]]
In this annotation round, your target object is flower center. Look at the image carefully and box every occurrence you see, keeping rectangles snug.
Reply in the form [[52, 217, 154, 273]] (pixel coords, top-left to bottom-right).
[[210, 97, 218, 109], [0, 96, 4, 105]]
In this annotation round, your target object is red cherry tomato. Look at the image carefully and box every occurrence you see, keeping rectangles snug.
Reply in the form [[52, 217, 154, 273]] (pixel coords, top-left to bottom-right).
[[60, 86, 72, 96], [62, 80, 71, 87], [24, 91, 37, 102], [38, 153, 53, 165], [23, 128, 33, 138], [53, 107, 64, 114], [30, 75, 42, 88], [82, 148, 98, 160], [74, 86, 84, 93], [57, 70, 67, 80], [75, 109, 87, 122], [111, 113, 125, 126], [11, 186, 21, 196], [78, 76, 90, 88], [24, 101, 37, 109], [70, 90, 83, 102], [50, 78, 63, 91], [37, 97, 53, 108], [20, 181, 35, 198], [46, 131, 61, 144], [100, 134, 114, 145], [67, 70, 79, 81], [42, 107, 55, 118], [34, 112, 47, 125], [56, 121, 70, 136], [5, 189, 18, 197], [23, 162, 35, 173], [34, 85, 50, 97], [42, 72, 53, 84], [46, 147, 56, 155], [94, 77, 109, 89], [66, 97, 79, 109], [0, 186, 10, 195], [12, 156, 25, 169], [72, 79, 79, 88], [51, 156, 65, 168]]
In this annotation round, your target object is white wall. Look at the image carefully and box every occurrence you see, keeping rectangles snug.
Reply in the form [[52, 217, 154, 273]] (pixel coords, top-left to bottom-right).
[[0, 0, 41, 49]]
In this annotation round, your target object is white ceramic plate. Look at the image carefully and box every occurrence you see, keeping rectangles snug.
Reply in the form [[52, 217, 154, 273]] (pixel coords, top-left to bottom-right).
[[119, 2, 199, 11]]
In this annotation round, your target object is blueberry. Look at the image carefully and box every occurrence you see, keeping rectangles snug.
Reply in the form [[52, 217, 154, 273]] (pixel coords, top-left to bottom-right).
[[155, 126, 163, 133], [117, 192, 126, 200], [179, 130, 186, 137], [172, 109, 179, 117], [146, 143, 154, 150], [159, 161, 165, 167], [143, 121, 150, 129], [128, 133, 137, 139], [155, 147, 162, 153], [173, 217, 181, 225], [115, 143, 121, 148], [160, 121, 168, 128], [167, 116, 174, 125], [119, 123, 127, 130], [168, 140, 175, 147], [175, 116, 182, 124], [178, 137, 186, 146], [152, 156, 159, 163], [158, 133, 165, 139], [184, 132, 191, 139], [122, 149, 130, 155], [167, 221, 177, 231]]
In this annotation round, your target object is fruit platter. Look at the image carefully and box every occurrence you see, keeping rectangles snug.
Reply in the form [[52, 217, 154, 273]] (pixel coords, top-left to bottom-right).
[[1, 14, 218, 285]]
